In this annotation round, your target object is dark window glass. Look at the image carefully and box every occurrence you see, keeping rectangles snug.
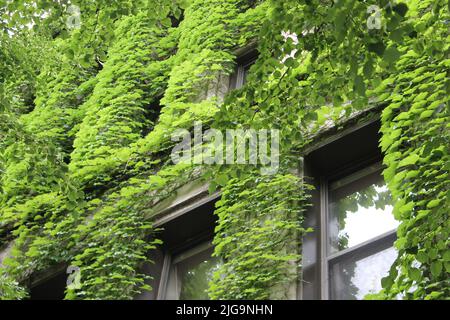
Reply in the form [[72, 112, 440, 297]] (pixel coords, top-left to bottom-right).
[[242, 63, 252, 84], [233, 54, 257, 89], [166, 243, 220, 300], [30, 272, 67, 300], [178, 249, 219, 300]]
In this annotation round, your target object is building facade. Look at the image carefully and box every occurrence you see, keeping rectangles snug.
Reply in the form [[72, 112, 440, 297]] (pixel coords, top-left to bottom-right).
[[6, 48, 400, 300]]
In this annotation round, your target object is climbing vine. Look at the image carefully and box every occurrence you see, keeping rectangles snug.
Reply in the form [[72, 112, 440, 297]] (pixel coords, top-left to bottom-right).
[[376, 37, 449, 300], [209, 173, 313, 299], [0, 0, 449, 300]]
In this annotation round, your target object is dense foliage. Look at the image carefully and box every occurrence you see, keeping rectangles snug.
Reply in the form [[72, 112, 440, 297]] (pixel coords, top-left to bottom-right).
[[0, 0, 448, 300], [209, 174, 313, 299]]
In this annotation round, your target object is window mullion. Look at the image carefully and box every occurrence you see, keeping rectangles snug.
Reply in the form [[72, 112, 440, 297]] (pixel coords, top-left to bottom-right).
[[156, 253, 172, 300], [320, 178, 329, 300], [327, 230, 397, 264]]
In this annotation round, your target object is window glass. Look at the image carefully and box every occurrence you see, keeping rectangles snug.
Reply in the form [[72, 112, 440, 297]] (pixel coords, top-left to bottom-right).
[[329, 246, 397, 300], [178, 256, 219, 300], [30, 272, 67, 300], [173, 245, 220, 300], [329, 172, 398, 254], [234, 55, 257, 89], [242, 63, 252, 84]]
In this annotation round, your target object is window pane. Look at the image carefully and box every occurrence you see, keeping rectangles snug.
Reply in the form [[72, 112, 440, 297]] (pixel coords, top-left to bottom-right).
[[329, 246, 397, 300], [177, 249, 220, 300], [243, 64, 251, 84], [329, 172, 398, 254]]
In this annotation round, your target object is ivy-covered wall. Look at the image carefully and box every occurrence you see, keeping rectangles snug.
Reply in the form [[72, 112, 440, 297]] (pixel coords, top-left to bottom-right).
[[0, 0, 448, 300]]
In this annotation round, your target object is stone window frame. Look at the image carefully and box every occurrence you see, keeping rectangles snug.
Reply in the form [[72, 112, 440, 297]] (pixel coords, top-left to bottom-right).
[[229, 45, 258, 90]]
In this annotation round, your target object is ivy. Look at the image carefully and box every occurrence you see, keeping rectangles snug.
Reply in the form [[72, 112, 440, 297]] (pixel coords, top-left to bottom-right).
[[209, 173, 313, 299], [377, 44, 449, 300], [1, 0, 449, 301], [69, 12, 174, 190]]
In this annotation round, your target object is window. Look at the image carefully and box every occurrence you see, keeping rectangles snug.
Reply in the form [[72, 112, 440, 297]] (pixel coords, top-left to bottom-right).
[[230, 48, 258, 89], [29, 269, 67, 300], [136, 192, 220, 300], [234, 59, 254, 89], [302, 118, 399, 300], [164, 241, 220, 300], [326, 165, 398, 300], [328, 168, 397, 253]]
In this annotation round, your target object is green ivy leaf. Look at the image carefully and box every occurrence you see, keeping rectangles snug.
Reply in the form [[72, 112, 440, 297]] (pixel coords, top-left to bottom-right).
[[216, 174, 229, 187], [408, 268, 421, 281], [417, 251, 428, 264], [419, 110, 434, 119], [381, 275, 394, 289], [354, 75, 366, 96], [430, 261, 442, 277], [426, 199, 441, 209], [398, 154, 419, 167], [443, 251, 450, 262], [384, 46, 401, 65]]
